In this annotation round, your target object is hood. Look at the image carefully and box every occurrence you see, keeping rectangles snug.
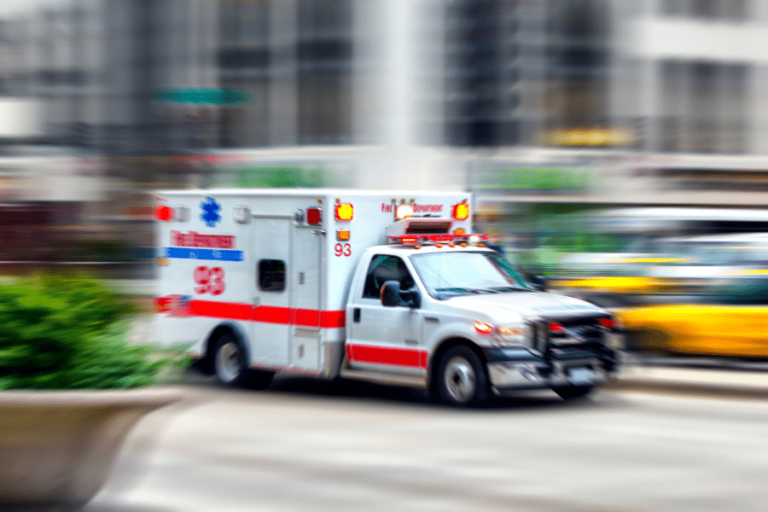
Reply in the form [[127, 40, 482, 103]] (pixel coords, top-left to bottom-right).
[[443, 291, 605, 324]]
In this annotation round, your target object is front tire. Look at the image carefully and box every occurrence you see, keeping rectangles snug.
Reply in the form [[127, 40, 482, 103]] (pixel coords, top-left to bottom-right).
[[436, 346, 491, 407]]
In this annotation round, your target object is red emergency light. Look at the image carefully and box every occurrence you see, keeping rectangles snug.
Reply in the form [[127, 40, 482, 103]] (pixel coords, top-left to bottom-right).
[[388, 233, 489, 245], [307, 207, 322, 225], [155, 205, 174, 221]]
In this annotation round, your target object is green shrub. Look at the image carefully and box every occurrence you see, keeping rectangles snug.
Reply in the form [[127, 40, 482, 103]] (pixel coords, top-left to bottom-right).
[[0, 273, 188, 390]]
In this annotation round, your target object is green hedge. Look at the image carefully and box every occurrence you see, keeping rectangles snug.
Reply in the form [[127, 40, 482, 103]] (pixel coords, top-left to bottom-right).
[[0, 273, 186, 390]]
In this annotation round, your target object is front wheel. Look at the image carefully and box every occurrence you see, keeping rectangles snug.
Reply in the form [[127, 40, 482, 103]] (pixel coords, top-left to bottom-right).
[[436, 346, 491, 407]]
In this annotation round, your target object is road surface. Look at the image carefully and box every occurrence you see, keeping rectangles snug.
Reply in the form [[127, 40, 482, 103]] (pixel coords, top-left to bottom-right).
[[85, 377, 768, 512]]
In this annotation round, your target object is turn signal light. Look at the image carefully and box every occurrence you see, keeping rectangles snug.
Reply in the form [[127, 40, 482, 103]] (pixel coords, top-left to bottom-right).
[[337, 229, 350, 241], [452, 202, 469, 221], [473, 321, 493, 335], [335, 203, 354, 221]]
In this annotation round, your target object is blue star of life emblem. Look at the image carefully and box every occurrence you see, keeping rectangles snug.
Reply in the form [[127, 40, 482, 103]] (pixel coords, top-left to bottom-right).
[[200, 196, 221, 227]]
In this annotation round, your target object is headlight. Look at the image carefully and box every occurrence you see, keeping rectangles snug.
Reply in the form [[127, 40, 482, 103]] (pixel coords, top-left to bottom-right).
[[494, 324, 530, 346]]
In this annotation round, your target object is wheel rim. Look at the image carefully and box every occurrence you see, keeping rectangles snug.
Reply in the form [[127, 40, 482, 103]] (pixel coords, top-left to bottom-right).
[[216, 341, 241, 383], [443, 355, 476, 403]]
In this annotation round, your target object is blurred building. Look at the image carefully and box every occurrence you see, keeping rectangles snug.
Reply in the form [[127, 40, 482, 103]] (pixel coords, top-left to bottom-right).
[[3, 0, 768, 265]]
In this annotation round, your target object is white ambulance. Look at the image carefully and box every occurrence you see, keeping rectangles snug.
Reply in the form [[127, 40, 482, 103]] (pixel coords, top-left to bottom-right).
[[155, 189, 621, 405]]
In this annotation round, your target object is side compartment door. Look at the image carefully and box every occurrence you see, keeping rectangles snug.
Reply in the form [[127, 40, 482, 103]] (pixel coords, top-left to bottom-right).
[[291, 224, 323, 370], [347, 255, 425, 375], [250, 216, 292, 366]]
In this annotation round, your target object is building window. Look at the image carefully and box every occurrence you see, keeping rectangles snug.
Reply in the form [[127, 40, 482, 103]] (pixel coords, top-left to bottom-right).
[[657, 60, 748, 154], [661, 0, 748, 21]]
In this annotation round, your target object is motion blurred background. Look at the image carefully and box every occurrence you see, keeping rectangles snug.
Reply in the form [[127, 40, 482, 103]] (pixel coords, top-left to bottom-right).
[[2, 0, 768, 356]]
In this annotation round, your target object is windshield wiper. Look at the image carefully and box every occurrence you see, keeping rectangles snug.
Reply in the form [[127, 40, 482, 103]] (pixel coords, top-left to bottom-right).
[[434, 287, 483, 295], [487, 286, 533, 293]]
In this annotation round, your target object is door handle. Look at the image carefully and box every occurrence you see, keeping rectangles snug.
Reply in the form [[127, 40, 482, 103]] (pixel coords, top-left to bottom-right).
[[353, 308, 361, 323]]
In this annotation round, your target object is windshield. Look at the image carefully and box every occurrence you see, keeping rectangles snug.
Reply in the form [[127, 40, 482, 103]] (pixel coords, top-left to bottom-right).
[[410, 251, 533, 299]]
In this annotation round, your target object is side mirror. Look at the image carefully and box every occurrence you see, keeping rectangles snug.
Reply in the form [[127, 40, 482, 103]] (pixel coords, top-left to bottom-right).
[[529, 275, 547, 292], [381, 281, 421, 308], [381, 281, 401, 307]]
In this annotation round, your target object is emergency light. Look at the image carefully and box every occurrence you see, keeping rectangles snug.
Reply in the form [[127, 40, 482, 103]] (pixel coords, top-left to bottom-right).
[[395, 204, 413, 221], [335, 203, 354, 221], [156, 205, 174, 221], [452, 201, 469, 221], [233, 205, 251, 224], [307, 207, 322, 225], [385, 218, 488, 246], [174, 205, 190, 222]]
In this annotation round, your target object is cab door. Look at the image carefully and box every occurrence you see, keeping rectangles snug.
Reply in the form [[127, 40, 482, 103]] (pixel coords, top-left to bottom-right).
[[346, 255, 426, 375]]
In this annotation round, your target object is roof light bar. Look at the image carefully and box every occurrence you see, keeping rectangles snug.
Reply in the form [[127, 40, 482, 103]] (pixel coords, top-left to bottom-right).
[[388, 233, 489, 245]]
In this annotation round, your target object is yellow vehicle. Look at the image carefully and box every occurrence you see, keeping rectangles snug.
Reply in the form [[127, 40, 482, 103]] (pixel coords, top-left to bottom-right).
[[619, 305, 768, 358]]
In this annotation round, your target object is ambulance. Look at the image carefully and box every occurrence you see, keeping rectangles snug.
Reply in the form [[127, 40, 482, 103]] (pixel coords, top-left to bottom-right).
[[155, 189, 621, 406]]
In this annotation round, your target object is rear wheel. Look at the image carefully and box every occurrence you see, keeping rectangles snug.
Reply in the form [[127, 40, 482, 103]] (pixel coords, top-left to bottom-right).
[[436, 346, 491, 407], [213, 334, 274, 389], [553, 385, 593, 401]]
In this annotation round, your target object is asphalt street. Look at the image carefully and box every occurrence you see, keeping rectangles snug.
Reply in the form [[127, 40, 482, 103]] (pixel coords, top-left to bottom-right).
[[84, 377, 768, 512]]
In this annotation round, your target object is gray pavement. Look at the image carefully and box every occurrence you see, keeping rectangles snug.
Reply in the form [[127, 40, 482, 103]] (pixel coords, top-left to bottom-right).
[[84, 376, 768, 512]]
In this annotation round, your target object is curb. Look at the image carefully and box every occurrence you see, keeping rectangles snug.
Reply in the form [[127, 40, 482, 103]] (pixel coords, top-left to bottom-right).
[[605, 366, 768, 400]]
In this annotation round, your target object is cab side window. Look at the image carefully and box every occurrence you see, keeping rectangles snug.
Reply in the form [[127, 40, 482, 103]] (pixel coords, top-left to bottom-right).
[[362, 255, 415, 299]]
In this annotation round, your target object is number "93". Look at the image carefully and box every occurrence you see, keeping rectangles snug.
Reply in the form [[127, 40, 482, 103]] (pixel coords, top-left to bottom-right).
[[334, 243, 351, 257]]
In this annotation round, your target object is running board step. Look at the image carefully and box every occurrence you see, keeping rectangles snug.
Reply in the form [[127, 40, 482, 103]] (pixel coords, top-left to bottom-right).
[[339, 368, 428, 390]]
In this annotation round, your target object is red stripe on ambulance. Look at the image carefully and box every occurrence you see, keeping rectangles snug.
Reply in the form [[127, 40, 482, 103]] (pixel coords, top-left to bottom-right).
[[157, 297, 345, 328], [346, 345, 428, 369]]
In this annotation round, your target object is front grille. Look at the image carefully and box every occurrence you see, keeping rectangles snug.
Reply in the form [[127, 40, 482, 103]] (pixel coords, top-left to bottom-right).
[[535, 315, 617, 370], [548, 316, 605, 347]]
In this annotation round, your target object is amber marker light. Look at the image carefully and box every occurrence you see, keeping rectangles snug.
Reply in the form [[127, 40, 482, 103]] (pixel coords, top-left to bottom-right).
[[336, 230, 350, 241], [473, 321, 493, 335]]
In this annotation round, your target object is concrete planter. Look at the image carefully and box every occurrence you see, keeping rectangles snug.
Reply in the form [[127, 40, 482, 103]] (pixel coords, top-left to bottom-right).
[[0, 388, 182, 511]]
